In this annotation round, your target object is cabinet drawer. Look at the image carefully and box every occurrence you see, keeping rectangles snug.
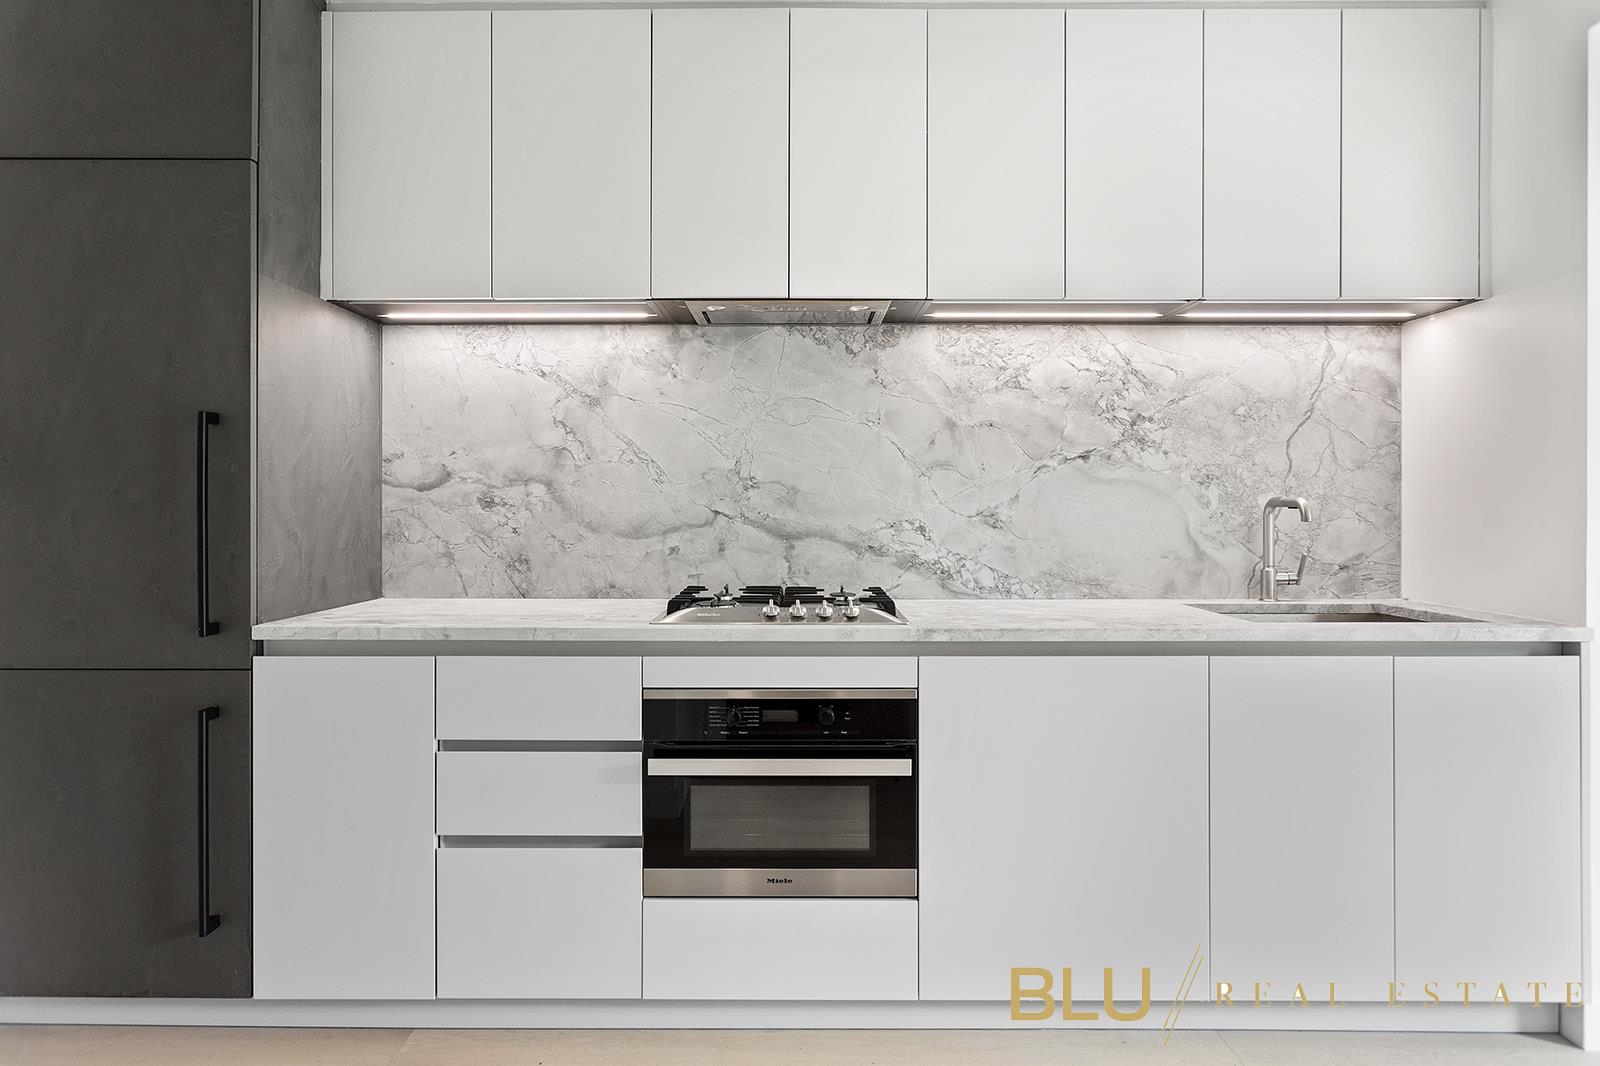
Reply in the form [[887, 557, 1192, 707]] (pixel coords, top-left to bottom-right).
[[436, 752, 641, 837], [643, 899, 917, 1000], [642, 657, 917, 690], [436, 657, 641, 741], [438, 847, 642, 999]]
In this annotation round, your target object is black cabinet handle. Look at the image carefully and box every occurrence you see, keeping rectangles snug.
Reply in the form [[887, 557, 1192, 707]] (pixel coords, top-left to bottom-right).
[[195, 411, 221, 638], [197, 706, 221, 938]]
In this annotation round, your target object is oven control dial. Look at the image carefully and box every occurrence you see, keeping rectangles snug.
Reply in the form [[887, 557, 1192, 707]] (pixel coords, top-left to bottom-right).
[[818, 707, 836, 727]]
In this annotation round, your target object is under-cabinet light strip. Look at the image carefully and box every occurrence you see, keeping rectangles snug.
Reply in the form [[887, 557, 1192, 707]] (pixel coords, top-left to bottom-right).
[[379, 311, 659, 322], [1177, 311, 1417, 321], [923, 311, 1167, 321]]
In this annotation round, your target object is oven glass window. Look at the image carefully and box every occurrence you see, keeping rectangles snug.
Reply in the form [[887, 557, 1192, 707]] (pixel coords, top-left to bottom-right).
[[689, 783, 872, 852]]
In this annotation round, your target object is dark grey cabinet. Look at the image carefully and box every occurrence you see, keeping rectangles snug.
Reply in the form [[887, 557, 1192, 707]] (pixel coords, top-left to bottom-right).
[[0, 0, 256, 159], [0, 670, 251, 997], [0, 160, 253, 670]]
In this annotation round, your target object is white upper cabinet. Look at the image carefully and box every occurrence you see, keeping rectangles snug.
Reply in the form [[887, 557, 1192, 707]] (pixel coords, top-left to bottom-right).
[[1065, 10, 1202, 300], [651, 8, 789, 298], [327, 11, 491, 300], [492, 11, 650, 299], [928, 10, 1064, 300], [790, 9, 927, 299], [1203, 10, 1341, 300], [1342, 9, 1481, 299], [323, 6, 1483, 306]]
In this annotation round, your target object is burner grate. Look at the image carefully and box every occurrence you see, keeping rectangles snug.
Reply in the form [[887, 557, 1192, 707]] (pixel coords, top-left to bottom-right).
[[663, 583, 898, 616]]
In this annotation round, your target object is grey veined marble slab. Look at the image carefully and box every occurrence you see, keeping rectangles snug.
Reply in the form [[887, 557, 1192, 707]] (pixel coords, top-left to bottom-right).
[[253, 598, 1590, 644], [381, 322, 1401, 600]]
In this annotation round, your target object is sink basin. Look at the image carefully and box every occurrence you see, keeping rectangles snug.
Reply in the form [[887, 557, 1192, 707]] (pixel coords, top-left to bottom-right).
[[1190, 603, 1425, 623], [1234, 611, 1418, 623]]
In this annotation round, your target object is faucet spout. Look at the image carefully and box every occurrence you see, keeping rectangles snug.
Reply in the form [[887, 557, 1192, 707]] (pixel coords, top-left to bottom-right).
[[1260, 495, 1314, 601], [1266, 495, 1312, 523]]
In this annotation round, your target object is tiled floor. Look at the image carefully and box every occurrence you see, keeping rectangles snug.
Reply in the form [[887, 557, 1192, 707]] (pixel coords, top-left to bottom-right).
[[0, 1027, 1587, 1065]]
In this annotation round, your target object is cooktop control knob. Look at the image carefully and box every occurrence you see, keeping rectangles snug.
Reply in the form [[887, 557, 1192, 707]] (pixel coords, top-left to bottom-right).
[[761, 599, 780, 619], [818, 707, 836, 727], [842, 595, 862, 620], [788, 602, 807, 620], [815, 599, 834, 620]]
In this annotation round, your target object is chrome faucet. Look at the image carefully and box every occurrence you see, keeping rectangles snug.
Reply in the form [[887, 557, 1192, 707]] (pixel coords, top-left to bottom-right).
[[1259, 495, 1313, 601]]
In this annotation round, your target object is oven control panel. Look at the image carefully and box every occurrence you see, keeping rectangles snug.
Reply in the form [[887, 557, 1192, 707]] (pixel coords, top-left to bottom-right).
[[705, 702, 855, 737], [643, 690, 917, 743]]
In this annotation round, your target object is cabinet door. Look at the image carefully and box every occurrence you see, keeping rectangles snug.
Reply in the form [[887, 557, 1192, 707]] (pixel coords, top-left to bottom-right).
[[644, 899, 917, 1000], [0, 670, 250, 996], [0, 0, 255, 158], [919, 657, 1209, 1001], [1342, 9, 1480, 299], [435, 751, 642, 837], [1203, 10, 1341, 299], [1211, 658, 1394, 1002], [492, 11, 650, 299], [928, 10, 1063, 299], [328, 11, 491, 300], [790, 9, 927, 299], [643, 656, 917, 690], [253, 657, 436, 1000], [1395, 657, 1580, 1001], [438, 848, 642, 999], [436, 656, 642, 741], [0, 160, 252, 670], [651, 9, 788, 298], [1066, 10, 1202, 300]]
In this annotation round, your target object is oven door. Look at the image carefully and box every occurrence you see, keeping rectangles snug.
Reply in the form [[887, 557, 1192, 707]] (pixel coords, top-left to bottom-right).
[[642, 744, 917, 898]]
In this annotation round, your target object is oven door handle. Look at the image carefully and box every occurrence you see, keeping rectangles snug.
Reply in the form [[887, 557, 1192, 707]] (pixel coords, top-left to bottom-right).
[[646, 757, 913, 778]]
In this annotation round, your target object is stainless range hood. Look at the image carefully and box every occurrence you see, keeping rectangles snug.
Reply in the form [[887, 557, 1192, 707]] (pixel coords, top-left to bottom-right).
[[656, 299, 921, 326]]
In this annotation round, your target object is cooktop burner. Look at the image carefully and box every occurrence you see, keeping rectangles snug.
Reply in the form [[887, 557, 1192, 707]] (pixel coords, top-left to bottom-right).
[[653, 584, 907, 625]]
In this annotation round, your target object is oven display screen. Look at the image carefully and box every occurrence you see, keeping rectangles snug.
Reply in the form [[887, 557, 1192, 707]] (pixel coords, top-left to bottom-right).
[[689, 783, 872, 852], [759, 708, 800, 723]]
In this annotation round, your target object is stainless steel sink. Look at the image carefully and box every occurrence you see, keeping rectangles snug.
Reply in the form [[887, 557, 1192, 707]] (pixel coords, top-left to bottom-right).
[[1190, 603, 1431, 623]]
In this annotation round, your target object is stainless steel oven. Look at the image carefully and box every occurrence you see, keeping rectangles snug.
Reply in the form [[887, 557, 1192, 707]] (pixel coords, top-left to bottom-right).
[[642, 688, 917, 898]]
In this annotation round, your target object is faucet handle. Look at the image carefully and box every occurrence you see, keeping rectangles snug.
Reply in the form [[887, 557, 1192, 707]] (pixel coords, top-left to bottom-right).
[[1275, 552, 1310, 588]]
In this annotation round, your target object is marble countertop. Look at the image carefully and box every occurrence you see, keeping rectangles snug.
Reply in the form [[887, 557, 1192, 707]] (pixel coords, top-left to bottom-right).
[[252, 598, 1590, 644]]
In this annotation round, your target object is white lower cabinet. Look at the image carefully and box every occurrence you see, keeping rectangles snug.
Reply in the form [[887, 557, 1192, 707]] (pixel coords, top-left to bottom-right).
[[1210, 657, 1394, 1002], [253, 657, 437, 1000], [1395, 657, 1581, 1001], [438, 848, 642, 999], [643, 899, 918, 1000], [435, 751, 642, 837], [918, 656, 1209, 1002], [642, 657, 917, 690], [435, 656, 641, 742]]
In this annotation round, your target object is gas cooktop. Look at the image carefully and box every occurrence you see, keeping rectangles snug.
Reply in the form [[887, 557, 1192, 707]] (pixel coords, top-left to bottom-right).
[[652, 584, 907, 625]]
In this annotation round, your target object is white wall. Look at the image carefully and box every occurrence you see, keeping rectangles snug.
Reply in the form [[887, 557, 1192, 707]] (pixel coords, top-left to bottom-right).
[[1402, 274, 1586, 623], [1591, 27, 1600, 632], [1401, 0, 1597, 624]]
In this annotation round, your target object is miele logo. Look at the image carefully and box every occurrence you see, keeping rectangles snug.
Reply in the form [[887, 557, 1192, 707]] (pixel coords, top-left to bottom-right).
[[766, 877, 794, 885]]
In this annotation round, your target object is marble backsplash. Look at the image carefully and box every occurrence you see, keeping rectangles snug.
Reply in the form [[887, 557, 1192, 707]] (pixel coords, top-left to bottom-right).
[[382, 322, 1400, 600]]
